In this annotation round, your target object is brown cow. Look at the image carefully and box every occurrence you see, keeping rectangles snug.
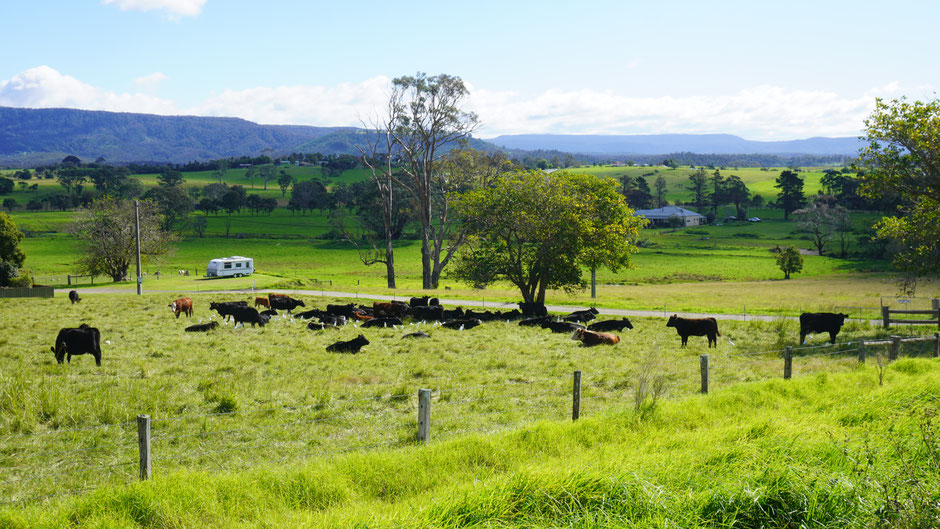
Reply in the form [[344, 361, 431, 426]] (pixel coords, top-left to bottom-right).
[[572, 328, 620, 346], [254, 297, 270, 308], [169, 297, 194, 318], [373, 301, 409, 318]]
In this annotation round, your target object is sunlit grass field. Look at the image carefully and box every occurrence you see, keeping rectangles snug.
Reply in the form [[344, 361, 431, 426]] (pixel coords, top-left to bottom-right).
[[0, 289, 937, 526]]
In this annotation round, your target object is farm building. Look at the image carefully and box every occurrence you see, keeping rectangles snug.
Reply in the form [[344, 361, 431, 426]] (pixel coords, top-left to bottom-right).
[[634, 205, 705, 227]]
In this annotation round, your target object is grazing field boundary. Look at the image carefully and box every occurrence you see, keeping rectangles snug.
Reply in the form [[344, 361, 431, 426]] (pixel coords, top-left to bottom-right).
[[3, 333, 937, 507]]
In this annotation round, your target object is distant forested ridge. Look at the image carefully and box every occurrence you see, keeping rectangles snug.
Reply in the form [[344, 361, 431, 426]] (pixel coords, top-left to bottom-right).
[[0, 106, 861, 167], [0, 107, 356, 164]]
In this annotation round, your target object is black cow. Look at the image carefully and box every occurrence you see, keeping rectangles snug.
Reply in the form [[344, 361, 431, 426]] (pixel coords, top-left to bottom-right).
[[442, 307, 465, 320], [519, 316, 551, 327], [51, 324, 101, 366], [588, 318, 634, 332], [411, 305, 445, 322], [185, 322, 219, 332], [318, 315, 347, 326], [294, 308, 325, 320], [260, 309, 278, 318], [209, 301, 249, 321], [403, 331, 430, 339], [519, 302, 548, 317], [409, 296, 430, 308], [441, 318, 482, 330], [564, 307, 598, 323], [231, 306, 269, 327], [362, 317, 403, 328], [268, 294, 305, 313], [799, 312, 849, 344], [541, 321, 585, 334], [326, 303, 356, 318], [307, 322, 327, 331], [666, 315, 720, 347], [326, 334, 369, 353], [68, 290, 81, 304]]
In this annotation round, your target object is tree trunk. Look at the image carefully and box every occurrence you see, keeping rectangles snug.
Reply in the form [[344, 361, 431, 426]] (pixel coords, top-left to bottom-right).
[[385, 224, 396, 289], [421, 228, 432, 289]]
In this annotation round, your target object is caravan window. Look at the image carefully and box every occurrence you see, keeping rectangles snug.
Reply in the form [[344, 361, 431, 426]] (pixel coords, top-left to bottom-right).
[[224, 262, 232, 269], [236, 262, 242, 268]]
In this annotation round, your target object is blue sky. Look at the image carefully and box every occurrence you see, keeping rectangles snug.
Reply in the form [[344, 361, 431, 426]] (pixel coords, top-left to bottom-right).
[[1, 0, 938, 139]]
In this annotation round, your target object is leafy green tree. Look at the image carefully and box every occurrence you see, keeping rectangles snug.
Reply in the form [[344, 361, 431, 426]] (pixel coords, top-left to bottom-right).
[[776, 245, 803, 280], [157, 170, 185, 187], [653, 176, 668, 207], [56, 168, 87, 195], [277, 171, 293, 198], [793, 196, 847, 257], [288, 180, 327, 214], [0, 177, 13, 195], [859, 96, 940, 289], [2, 198, 16, 212], [775, 170, 805, 220], [708, 169, 725, 213], [724, 175, 750, 219], [0, 212, 26, 286], [67, 198, 174, 282], [143, 185, 193, 232], [258, 164, 276, 190], [386, 72, 479, 289], [213, 160, 228, 184], [687, 168, 708, 211], [452, 171, 646, 304], [221, 185, 247, 214], [192, 215, 208, 238]]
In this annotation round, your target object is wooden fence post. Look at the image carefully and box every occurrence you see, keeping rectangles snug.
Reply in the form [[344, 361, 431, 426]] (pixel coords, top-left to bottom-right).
[[137, 415, 151, 480], [858, 341, 866, 364], [700, 354, 709, 394], [417, 389, 431, 444], [933, 299, 940, 330], [882, 306, 890, 329], [784, 347, 793, 379], [934, 333, 939, 358], [572, 371, 581, 421], [890, 336, 901, 360]]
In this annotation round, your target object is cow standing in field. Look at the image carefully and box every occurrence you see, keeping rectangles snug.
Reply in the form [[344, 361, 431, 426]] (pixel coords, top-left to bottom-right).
[[254, 297, 270, 309], [666, 314, 720, 347], [268, 294, 305, 314], [68, 290, 81, 304], [51, 324, 102, 366], [169, 298, 194, 318], [230, 306, 269, 328], [799, 312, 849, 344], [209, 301, 248, 321]]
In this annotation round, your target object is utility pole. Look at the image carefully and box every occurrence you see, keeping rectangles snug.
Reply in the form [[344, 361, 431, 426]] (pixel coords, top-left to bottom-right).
[[135, 200, 142, 295]]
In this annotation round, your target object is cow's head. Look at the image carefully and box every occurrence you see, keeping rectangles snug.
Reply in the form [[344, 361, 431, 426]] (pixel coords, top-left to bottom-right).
[[839, 313, 849, 324], [666, 315, 678, 327], [571, 328, 587, 341], [169, 301, 178, 312], [51, 343, 66, 363], [623, 318, 634, 329]]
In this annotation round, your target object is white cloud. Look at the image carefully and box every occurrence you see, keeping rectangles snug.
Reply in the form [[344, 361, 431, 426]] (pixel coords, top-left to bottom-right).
[[101, 0, 206, 18], [134, 72, 169, 90], [0, 66, 178, 115], [468, 85, 879, 139], [0, 66, 919, 140]]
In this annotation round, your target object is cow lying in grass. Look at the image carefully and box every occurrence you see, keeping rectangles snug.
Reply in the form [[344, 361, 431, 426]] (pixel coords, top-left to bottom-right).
[[185, 321, 219, 332], [587, 318, 634, 332], [326, 334, 369, 353], [571, 328, 620, 346]]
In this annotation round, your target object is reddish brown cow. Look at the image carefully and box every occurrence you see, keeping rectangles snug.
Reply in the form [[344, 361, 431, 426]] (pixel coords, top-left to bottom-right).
[[254, 297, 270, 308], [373, 302, 409, 318], [169, 297, 194, 318], [572, 328, 620, 346], [666, 314, 720, 347]]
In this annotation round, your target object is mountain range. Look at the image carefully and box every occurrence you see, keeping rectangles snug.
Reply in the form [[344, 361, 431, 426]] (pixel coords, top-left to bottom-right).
[[0, 106, 862, 165]]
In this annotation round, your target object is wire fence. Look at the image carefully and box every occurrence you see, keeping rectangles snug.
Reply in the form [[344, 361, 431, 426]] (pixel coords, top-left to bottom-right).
[[2, 332, 937, 507]]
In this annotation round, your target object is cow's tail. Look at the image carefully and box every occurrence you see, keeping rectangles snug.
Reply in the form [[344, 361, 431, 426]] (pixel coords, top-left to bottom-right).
[[717, 330, 721, 336]]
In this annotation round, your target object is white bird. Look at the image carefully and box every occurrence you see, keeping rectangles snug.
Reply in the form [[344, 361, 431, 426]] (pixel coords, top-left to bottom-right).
[[105, 340, 111, 345], [728, 338, 734, 346]]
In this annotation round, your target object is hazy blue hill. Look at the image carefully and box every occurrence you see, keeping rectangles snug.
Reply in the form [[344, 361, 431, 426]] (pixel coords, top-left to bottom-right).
[[484, 133, 863, 156], [0, 107, 352, 164]]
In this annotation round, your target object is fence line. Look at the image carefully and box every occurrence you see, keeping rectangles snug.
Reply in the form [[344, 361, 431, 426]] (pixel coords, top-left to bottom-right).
[[3, 332, 937, 506]]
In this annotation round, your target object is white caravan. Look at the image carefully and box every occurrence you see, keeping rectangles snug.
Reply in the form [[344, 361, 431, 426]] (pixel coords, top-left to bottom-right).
[[206, 256, 254, 278]]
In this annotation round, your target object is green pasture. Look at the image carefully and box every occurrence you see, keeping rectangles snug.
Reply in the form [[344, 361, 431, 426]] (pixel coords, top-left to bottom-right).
[[0, 290, 938, 525], [574, 165, 829, 202]]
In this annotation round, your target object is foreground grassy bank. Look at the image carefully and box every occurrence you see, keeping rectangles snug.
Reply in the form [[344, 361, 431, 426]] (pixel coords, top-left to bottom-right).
[[3, 358, 938, 528]]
